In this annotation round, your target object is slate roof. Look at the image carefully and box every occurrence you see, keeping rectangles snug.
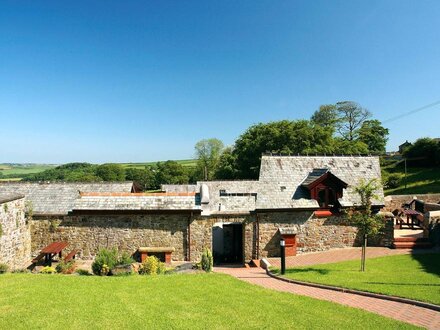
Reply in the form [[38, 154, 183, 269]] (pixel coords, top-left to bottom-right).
[[300, 168, 330, 187], [0, 182, 134, 215], [0, 193, 25, 204], [197, 181, 259, 215], [71, 192, 200, 212], [256, 155, 384, 210]]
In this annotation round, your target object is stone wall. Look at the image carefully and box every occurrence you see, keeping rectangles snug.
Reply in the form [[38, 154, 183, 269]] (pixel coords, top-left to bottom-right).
[[29, 210, 391, 263], [257, 212, 363, 257], [189, 214, 254, 262], [384, 194, 440, 212], [30, 214, 190, 261], [0, 197, 31, 270]]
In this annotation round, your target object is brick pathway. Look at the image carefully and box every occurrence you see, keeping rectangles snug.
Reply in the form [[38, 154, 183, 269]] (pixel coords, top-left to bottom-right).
[[215, 266, 440, 329], [267, 247, 425, 268]]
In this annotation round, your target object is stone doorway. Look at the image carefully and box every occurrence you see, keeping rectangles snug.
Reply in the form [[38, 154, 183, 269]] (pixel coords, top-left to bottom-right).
[[212, 223, 244, 264]]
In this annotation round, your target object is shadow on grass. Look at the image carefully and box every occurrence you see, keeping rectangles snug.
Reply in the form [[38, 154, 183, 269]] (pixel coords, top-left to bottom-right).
[[410, 253, 440, 278], [366, 282, 440, 287], [283, 268, 332, 276]]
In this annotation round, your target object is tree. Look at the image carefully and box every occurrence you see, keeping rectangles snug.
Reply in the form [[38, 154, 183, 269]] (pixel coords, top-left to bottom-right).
[[403, 137, 440, 166], [349, 179, 384, 271], [214, 147, 237, 180], [233, 120, 334, 179], [155, 161, 189, 185], [311, 104, 338, 132], [358, 120, 389, 155], [125, 167, 156, 190], [96, 164, 126, 181], [195, 138, 224, 180], [332, 138, 369, 155], [336, 101, 371, 141]]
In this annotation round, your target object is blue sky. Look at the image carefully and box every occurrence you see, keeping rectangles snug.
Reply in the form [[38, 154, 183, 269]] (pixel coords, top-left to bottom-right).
[[1, 1, 440, 163]]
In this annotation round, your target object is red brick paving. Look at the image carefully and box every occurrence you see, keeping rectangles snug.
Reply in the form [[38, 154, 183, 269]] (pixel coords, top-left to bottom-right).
[[267, 247, 427, 268], [215, 267, 440, 329]]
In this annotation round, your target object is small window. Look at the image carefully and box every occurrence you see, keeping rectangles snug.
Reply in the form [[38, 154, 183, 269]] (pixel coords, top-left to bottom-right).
[[317, 187, 337, 208]]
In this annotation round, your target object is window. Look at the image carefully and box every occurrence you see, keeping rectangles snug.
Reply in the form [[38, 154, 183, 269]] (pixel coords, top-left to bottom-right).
[[317, 187, 337, 208]]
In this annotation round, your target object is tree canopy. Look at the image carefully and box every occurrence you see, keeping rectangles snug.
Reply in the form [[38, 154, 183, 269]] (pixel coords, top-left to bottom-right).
[[194, 138, 224, 180]]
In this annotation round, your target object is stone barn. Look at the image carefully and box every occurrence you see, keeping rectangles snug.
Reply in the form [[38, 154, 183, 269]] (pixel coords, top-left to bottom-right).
[[0, 155, 388, 265]]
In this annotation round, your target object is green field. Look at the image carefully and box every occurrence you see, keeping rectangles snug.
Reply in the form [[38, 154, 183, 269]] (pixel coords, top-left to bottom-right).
[[272, 253, 440, 305], [120, 159, 197, 169], [0, 273, 416, 329], [384, 166, 440, 195], [0, 164, 56, 176]]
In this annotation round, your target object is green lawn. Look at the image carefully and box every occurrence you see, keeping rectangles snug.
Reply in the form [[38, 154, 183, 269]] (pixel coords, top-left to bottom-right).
[[272, 253, 440, 305], [0, 273, 416, 329], [384, 166, 440, 195]]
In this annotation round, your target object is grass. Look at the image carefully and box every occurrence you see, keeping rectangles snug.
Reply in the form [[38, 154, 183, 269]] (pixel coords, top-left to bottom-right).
[[0, 273, 416, 329], [0, 164, 56, 176], [385, 166, 440, 195], [119, 159, 197, 169], [272, 253, 440, 305]]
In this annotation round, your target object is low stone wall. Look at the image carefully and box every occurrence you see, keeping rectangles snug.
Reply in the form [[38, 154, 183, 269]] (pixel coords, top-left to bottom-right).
[[384, 194, 440, 212], [30, 214, 190, 261], [258, 212, 363, 257], [0, 197, 31, 270]]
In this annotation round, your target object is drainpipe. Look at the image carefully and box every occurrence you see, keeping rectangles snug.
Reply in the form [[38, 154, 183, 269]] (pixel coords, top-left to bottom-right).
[[256, 212, 260, 260], [187, 212, 192, 262]]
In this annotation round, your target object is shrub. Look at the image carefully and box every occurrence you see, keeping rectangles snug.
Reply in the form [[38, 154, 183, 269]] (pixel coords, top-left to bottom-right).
[[76, 269, 91, 276], [201, 248, 213, 272], [40, 266, 56, 274], [12, 268, 30, 274], [56, 260, 75, 274], [91, 248, 118, 276], [117, 252, 134, 266], [0, 263, 9, 274], [385, 173, 403, 189], [139, 256, 166, 275]]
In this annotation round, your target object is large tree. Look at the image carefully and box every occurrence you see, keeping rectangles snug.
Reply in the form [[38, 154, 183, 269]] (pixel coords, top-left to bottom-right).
[[155, 161, 189, 185], [96, 164, 126, 181], [195, 138, 224, 180], [125, 167, 157, 190], [311, 104, 338, 132], [403, 137, 440, 165], [336, 101, 371, 141], [214, 147, 237, 180], [358, 120, 389, 155], [233, 120, 334, 179]]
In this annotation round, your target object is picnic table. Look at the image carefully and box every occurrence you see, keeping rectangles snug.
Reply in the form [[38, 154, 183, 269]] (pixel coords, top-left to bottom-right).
[[33, 241, 69, 266], [396, 209, 424, 229]]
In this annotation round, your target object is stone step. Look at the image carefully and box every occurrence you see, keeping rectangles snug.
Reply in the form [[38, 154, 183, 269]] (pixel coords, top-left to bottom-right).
[[392, 241, 432, 249], [249, 259, 261, 268], [394, 237, 428, 243]]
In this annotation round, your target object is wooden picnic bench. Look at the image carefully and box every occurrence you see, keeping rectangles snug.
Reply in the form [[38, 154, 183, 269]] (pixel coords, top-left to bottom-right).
[[138, 247, 175, 264], [64, 250, 78, 262], [33, 241, 69, 266]]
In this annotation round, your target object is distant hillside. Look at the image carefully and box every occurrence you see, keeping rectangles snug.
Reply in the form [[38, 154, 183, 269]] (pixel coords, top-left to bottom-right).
[[382, 159, 440, 195]]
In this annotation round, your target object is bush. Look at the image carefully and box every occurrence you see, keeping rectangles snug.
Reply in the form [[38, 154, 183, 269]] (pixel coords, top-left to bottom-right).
[[56, 260, 75, 274], [76, 269, 91, 276], [139, 256, 166, 275], [92, 248, 119, 276], [12, 268, 30, 274], [117, 252, 134, 266], [0, 263, 9, 274], [92, 248, 136, 276], [201, 248, 213, 272], [40, 266, 56, 274], [384, 173, 403, 189]]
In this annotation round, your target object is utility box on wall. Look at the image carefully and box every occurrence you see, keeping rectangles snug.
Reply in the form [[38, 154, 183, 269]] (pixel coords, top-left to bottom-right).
[[279, 228, 297, 257]]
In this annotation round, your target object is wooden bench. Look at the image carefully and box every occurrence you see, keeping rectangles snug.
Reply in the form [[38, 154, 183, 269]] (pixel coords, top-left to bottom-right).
[[64, 250, 78, 262], [32, 253, 45, 264], [138, 247, 175, 264]]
